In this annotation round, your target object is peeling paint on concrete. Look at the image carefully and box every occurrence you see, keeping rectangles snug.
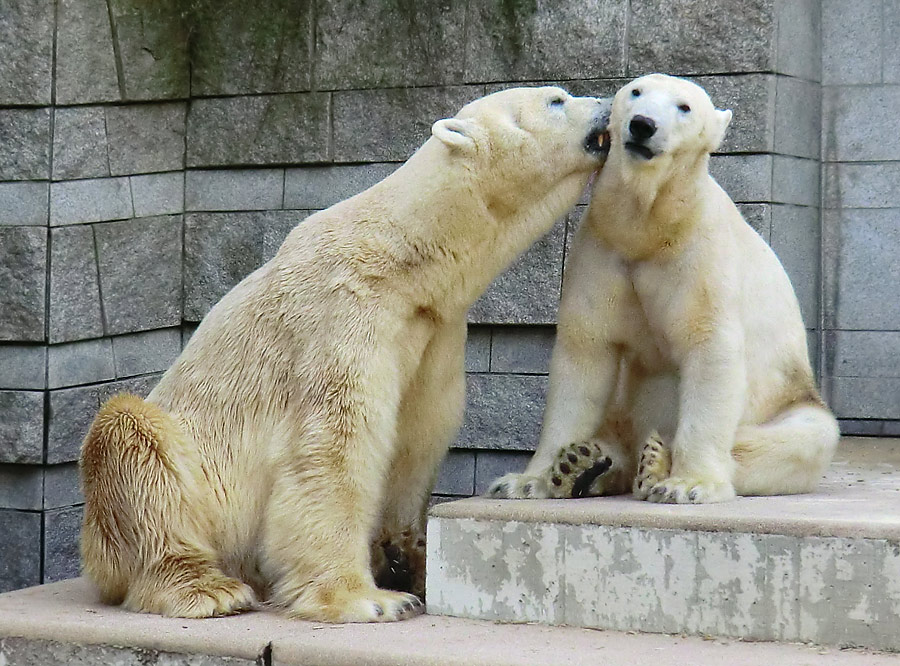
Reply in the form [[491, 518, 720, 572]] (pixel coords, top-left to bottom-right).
[[427, 517, 900, 651]]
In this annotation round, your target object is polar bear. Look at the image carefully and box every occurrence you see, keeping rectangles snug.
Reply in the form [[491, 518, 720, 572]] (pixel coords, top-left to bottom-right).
[[489, 74, 839, 504], [79, 87, 611, 622]]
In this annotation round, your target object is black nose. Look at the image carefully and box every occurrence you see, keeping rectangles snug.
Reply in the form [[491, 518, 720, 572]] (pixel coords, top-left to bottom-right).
[[629, 115, 656, 141]]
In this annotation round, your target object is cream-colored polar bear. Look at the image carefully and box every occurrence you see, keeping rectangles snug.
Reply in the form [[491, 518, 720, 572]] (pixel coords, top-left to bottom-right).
[[489, 74, 839, 504], [79, 87, 611, 622]]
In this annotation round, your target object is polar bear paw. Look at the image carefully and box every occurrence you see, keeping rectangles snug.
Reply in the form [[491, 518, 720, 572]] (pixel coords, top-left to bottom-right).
[[289, 585, 424, 623], [646, 476, 736, 504], [487, 473, 551, 499], [633, 431, 671, 500], [488, 440, 618, 499], [372, 528, 426, 600], [547, 440, 616, 498]]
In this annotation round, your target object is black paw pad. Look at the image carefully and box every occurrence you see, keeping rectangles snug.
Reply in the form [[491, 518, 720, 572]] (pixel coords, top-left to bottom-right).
[[571, 456, 613, 498]]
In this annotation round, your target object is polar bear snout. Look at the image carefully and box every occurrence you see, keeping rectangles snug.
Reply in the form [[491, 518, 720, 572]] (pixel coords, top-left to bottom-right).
[[584, 97, 613, 156]]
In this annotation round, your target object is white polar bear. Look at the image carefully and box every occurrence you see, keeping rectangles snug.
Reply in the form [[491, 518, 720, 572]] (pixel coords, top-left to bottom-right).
[[79, 87, 611, 622], [489, 74, 839, 504]]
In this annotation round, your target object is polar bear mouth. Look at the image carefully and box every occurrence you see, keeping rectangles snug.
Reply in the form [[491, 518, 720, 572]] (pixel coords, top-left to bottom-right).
[[585, 130, 611, 156], [625, 141, 656, 160]]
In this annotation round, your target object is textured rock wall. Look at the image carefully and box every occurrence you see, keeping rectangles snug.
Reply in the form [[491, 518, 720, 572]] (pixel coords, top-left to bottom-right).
[[0, 0, 893, 593]]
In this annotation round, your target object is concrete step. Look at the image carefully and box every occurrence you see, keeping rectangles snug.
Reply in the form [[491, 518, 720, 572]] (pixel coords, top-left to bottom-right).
[[426, 437, 900, 652], [0, 579, 897, 666]]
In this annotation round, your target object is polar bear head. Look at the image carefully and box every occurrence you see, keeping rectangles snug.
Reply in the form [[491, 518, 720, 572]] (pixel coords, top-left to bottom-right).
[[609, 74, 732, 165], [430, 87, 611, 212]]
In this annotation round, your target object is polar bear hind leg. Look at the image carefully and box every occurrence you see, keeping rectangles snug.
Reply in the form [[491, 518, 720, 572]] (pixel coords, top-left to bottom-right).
[[733, 402, 839, 496], [80, 394, 255, 618]]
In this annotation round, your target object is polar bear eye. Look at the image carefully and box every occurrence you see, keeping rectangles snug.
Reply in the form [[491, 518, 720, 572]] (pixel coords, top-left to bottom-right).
[[631, 88, 641, 97], [549, 97, 565, 108], [678, 103, 691, 113]]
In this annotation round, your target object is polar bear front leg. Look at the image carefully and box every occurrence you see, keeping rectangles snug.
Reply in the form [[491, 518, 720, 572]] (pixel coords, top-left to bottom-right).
[[487, 337, 622, 499], [263, 364, 423, 622], [647, 333, 744, 504], [375, 320, 467, 599]]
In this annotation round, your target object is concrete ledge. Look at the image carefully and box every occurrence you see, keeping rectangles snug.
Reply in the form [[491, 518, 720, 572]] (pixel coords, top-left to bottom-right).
[[0, 579, 896, 666], [426, 438, 900, 650]]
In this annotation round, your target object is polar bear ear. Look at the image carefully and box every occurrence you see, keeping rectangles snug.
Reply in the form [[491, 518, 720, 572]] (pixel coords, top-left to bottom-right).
[[432, 117, 478, 153], [709, 108, 733, 150]]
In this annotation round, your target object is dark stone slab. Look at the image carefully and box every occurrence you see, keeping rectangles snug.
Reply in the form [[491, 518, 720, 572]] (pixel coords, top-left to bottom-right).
[[0, 226, 47, 342]]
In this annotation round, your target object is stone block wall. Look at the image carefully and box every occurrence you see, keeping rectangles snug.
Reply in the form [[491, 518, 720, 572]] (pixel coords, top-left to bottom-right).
[[820, 0, 900, 435], [0, 0, 895, 592]]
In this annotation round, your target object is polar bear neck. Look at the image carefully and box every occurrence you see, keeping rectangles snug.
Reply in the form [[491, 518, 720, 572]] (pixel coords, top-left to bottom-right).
[[334, 142, 590, 313], [586, 148, 711, 262]]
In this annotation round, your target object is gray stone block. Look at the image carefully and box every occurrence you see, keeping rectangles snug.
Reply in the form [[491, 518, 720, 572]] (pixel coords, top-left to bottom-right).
[[0, 0, 54, 104], [95, 215, 183, 335], [770, 205, 819, 329], [709, 154, 772, 203], [772, 156, 819, 207], [48, 338, 116, 389], [184, 211, 298, 320], [52, 107, 110, 181], [0, 391, 43, 464], [824, 162, 900, 210], [826, 331, 900, 379], [0, 226, 47, 342], [0, 510, 41, 593], [108, 0, 190, 100], [455, 374, 547, 450], [775, 0, 820, 81], [774, 76, 821, 160], [737, 203, 771, 243], [0, 182, 49, 226], [0, 108, 51, 180], [823, 208, 900, 330], [187, 94, 330, 167], [181, 323, 198, 349], [837, 419, 886, 436], [822, 0, 881, 85], [0, 344, 46, 390], [0, 638, 259, 666], [473, 450, 534, 495], [491, 326, 555, 374], [628, 0, 775, 75], [465, 327, 491, 373], [190, 0, 311, 96], [469, 219, 565, 325], [693, 74, 775, 155], [317, 0, 464, 89], [44, 505, 84, 583], [112, 328, 181, 378], [55, 0, 120, 104], [464, 0, 626, 81], [185, 170, 284, 213], [333, 86, 483, 162], [105, 103, 186, 176], [131, 172, 184, 218], [43, 463, 83, 509], [807, 329, 819, 378], [433, 450, 475, 496], [0, 465, 43, 511], [823, 85, 900, 162], [284, 164, 399, 210], [885, 1, 900, 84], [829, 377, 900, 419], [50, 177, 134, 227], [48, 225, 104, 343], [47, 373, 161, 463]]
